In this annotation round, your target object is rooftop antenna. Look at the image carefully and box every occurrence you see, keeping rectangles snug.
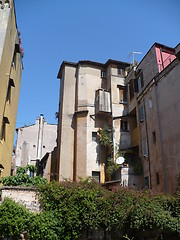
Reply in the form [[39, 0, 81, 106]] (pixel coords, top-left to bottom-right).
[[128, 51, 142, 65]]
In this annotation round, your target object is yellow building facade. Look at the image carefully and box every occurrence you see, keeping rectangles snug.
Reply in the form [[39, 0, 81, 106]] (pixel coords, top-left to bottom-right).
[[0, 0, 23, 178]]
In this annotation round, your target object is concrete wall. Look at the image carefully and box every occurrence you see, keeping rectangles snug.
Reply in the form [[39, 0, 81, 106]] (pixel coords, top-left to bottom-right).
[[0, 0, 23, 178], [1, 186, 40, 212]]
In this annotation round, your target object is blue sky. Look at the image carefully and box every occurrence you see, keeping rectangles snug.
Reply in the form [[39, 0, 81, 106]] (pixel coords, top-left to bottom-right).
[[14, 0, 180, 128]]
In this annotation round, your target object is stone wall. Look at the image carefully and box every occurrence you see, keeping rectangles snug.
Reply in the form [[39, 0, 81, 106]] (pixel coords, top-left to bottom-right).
[[0, 186, 40, 212]]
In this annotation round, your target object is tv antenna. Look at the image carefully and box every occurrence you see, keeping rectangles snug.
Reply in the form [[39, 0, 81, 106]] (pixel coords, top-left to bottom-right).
[[128, 51, 142, 65]]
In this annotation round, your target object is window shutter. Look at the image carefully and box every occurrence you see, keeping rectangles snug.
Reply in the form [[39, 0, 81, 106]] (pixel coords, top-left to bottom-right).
[[142, 139, 148, 157], [139, 105, 145, 122]]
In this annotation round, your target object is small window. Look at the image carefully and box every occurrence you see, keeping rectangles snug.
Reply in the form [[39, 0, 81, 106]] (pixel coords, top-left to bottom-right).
[[6, 78, 15, 103], [152, 131, 156, 144], [43, 145, 45, 148], [142, 139, 148, 157], [12, 50, 16, 68], [0, 116, 9, 141], [92, 171, 100, 182], [92, 132, 97, 141], [144, 176, 149, 188], [101, 70, 106, 78], [129, 80, 134, 100], [118, 68, 125, 76], [33, 145, 36, 148], [156, 173, 160, 185], [119, 87, 127, 104], [139, 105, 145, 122], [121, 120, 128, 132]]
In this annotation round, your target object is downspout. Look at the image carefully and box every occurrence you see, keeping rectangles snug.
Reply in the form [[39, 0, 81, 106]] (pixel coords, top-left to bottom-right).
[[154, 79, 167, 193]]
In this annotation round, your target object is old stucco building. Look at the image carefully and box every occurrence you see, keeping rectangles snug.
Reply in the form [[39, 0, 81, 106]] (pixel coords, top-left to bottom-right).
[[0, 0, 23, 178], [56, 42, 180, 194], [14, 115, 57, 180], [126, 42, 180, 194], [57, 59, 131, 183]]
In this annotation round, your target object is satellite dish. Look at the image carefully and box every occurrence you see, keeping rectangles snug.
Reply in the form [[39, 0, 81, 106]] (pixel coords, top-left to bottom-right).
[[116, 156, 125, 165]]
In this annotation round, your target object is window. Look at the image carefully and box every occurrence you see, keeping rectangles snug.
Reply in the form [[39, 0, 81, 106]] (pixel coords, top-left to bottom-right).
[[144, 176, 149, 188], [0, 116, 9, 141], [92, 171, 100, 182], [119, 87, 127, 104], [139, 105, 145, 122], [121, 120, 128, 132], [156, 173, 160, 185], [12, 50, 16, 68], [92, 132, 97, 141], [152, 131, 156, 144], [118, 68, 125, 76], [6, 78, 15, 103], [142, 139, 148, 157], [101, 70, 106, 78], [129, 80, 134, 100], [137, 72, 144, 91]]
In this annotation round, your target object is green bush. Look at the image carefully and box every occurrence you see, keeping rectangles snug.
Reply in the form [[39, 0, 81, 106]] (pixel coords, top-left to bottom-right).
[[0, 181, 180, 239], [0, 166, 47, 187]]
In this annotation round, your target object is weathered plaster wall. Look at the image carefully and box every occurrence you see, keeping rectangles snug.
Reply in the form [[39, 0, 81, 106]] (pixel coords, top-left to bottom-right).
[[15, 118, 57, 171], [58, 66, 76, 180], [0, 0, 23, 178], [1, 186, 40, 212]]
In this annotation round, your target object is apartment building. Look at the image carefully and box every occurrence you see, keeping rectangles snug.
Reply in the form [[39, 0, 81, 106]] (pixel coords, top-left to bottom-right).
[[57, 59, 132, 183], [126, 42, 180, 194], [0, 0, 23, 178], [14, 115, 57, 180]]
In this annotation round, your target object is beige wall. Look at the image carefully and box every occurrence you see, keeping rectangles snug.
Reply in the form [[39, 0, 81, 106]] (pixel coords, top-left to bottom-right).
[[57, 61, 130, 183], [0, 0, 23, 178], [57, 66, 76, 180], [1, 186, 40, 212]]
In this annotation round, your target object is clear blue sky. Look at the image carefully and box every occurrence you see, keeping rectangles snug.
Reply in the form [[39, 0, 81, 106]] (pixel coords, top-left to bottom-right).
[[14, 0, 180, 128]]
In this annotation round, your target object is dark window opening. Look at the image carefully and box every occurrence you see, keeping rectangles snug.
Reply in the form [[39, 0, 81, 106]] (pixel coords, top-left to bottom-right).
[[6, 78, 15, 103], [101, 70, 106, 79], [134, 78, 138, 92], [129, 80, 134, 100], [92, 132, 97, 141], [156, 173, 160, 185], [0, 116, 9, 141], [152, 131, 156, 144], [118, 68, 125, 76], [121, 120, 128, 132], [92, 171, 100, 182], [144, 176, 149, 188]]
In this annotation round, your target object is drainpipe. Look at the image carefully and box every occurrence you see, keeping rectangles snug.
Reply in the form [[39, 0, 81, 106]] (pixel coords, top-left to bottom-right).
[[37, 114, 44, 160]]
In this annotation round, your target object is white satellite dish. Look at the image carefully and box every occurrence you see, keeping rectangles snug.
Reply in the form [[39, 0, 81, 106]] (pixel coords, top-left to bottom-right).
[[116, 156, 125, 165]]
